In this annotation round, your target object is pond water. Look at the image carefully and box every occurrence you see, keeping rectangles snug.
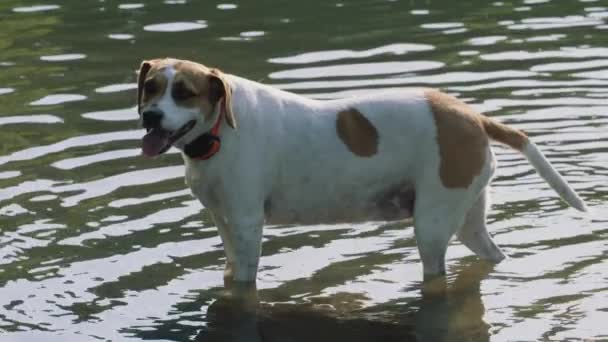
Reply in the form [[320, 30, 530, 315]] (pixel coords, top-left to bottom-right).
[[1, 0, 607, 341]]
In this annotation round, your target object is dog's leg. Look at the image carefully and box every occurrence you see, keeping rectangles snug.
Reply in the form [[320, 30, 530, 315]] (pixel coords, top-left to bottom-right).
[[211, 211, 237, 280], [225, 213, 264, 283], [457, 188, 506, 263], [412, 156, 493, 281], [413, 158, 495, 281], [414, 196, 469, 280]]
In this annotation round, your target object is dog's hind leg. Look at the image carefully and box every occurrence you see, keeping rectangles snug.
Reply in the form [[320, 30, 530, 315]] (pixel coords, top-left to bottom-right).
[[457, 188, 506, 263], [413, 192, 473, 280], [413, 147, 496, 280]]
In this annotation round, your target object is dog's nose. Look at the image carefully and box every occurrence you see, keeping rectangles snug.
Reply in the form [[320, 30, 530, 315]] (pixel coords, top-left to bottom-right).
[[142, 109, 163, 129]]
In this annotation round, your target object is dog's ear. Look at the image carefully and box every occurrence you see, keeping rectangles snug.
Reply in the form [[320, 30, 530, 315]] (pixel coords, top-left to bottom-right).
[[209, 68, 237, 129], [137, 60, 152, 115]]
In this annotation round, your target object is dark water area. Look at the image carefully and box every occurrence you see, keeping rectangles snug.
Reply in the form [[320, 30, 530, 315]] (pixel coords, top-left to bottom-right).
[[0, 0, 607, 341]]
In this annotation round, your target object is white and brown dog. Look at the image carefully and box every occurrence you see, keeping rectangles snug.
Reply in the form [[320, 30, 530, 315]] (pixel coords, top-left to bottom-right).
[[136, 58, 587, 282]]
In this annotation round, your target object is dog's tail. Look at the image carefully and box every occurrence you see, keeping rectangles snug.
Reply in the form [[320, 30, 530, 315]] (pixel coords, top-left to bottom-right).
[[482, 117, 587, 212]]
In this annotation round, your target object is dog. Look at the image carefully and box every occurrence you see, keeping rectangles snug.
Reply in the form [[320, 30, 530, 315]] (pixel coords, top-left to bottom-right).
[[136, 58, 587, 282]]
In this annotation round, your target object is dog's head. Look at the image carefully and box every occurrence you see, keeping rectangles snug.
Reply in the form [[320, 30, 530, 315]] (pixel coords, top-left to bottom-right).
[[136, 58, 236, 157]]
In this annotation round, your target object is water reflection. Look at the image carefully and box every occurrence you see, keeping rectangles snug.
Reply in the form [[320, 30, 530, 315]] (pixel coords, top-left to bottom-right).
[[40, 53, 86, 61], [12, 5, 60, 13], [143, 21, 208, 32], [29, 94, 87, 106], [269, 61, 444, 79], [108, 33, 135, 40], [0, 88, 15, 95], [217, 4, 238, 10], [0, 114, 63, 125], [269, 44, 435, 65], [196, 261, 492, 342], [118, 4, 145, 10]]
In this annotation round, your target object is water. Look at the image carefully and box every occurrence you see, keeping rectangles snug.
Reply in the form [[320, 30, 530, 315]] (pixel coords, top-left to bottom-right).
[[1, 0, 607, 341]]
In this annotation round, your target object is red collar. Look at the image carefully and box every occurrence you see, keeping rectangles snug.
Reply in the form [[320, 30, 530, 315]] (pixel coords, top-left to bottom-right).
[[183, 100, 224, 160]]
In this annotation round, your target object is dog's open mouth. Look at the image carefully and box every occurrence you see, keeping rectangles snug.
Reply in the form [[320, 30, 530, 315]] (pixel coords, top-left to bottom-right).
[[142, 120, 196, 157]]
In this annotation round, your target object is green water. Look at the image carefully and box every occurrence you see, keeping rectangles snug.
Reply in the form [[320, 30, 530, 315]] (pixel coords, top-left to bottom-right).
[[1, 0, 607, 341]]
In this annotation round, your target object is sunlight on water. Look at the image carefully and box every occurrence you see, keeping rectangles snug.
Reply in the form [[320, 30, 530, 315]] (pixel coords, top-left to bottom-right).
[[12, 5, 60, 13], [0, 115, 63, 126], [81, 107, 138, 121], [269, 61, 444, 79], [40, 54, 87, 62], [143, 21, 208, 32], [269, 43, 435, 64], [29, 94, 87, 106]]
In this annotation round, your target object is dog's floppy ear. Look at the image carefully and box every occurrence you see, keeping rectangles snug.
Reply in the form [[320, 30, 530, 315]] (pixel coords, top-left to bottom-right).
[[209, 68, 237, 129], [137, 60, 152, 115]]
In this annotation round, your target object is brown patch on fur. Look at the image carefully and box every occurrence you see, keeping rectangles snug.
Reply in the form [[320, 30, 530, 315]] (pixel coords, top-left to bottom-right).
[[481, 116, 528, 151], [142, 72, 168, 105], [336, 108, 379, 157], [137, 61, 151, 114], [138, 59, 171, 113], [173, 61, 237, 129], [425, 89, 489, 188], [172, 61, 215, 119], [209, 68, 236, 129]]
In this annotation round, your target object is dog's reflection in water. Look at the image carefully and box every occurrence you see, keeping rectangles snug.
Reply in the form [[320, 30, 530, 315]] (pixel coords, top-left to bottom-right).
[[196, 261, 494, 342]]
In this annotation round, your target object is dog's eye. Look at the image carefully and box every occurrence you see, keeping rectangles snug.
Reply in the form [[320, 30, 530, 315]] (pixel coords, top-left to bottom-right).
[[173, 82, 196, 100], [144, 80, 158, 95]]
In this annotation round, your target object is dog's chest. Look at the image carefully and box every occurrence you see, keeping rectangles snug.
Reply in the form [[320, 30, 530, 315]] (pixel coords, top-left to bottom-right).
[[264, 182, 415, 225], [184, 160, 220, 208]]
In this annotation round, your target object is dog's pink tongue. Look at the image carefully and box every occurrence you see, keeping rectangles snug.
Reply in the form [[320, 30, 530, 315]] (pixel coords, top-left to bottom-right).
[[142, 129, 170, 157]]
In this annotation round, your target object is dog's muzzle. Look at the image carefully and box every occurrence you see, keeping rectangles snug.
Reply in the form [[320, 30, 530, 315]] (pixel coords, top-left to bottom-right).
[[142, 109, 163, 130], [140, 111, 197, 158]]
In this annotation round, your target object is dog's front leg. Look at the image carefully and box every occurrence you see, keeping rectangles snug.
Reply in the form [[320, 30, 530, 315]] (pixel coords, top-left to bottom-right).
[[210, 210, 237, 281], [224, 211, 264, 283]]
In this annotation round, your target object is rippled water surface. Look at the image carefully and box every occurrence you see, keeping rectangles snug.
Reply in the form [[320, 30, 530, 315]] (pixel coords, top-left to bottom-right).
[[1, 0, 608, 341]]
